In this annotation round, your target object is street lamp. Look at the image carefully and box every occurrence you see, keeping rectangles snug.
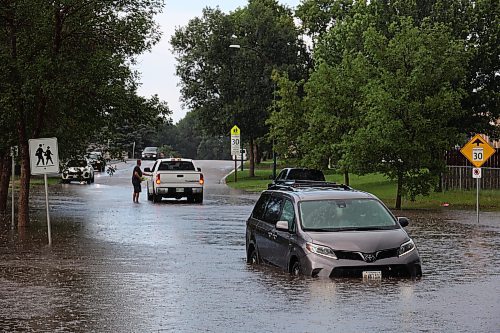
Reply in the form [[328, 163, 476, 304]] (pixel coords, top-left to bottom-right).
[[229, 43, 278, 179]]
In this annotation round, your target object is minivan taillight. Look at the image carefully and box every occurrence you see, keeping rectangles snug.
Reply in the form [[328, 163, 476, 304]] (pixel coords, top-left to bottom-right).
[[199, 173, 204, 185], [156, 174, 161, 185]]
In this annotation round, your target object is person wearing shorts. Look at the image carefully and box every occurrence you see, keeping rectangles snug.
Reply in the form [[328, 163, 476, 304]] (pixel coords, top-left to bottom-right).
[[132, 159, 144, 203]]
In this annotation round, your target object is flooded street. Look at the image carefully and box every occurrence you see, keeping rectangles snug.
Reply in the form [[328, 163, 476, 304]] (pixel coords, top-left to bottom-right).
[[1, 160, 499, 332]]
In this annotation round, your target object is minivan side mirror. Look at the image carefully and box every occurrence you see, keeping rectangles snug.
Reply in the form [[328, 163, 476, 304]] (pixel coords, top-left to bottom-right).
[[276, 220, 289, 232], [398, 217, 410, 227], [144, 167, 151, 173], [197, 167, 201, 172]]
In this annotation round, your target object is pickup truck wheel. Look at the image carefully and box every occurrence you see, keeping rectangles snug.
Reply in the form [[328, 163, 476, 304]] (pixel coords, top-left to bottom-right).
[[194, 193, 203, 203], [147, 187, 152, 201], [86, 178, 91, 185], [153, 193, 161, 203]]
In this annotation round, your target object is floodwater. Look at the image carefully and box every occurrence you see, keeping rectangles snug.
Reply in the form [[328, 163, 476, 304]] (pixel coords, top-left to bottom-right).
[[0, 160, 499, 332]]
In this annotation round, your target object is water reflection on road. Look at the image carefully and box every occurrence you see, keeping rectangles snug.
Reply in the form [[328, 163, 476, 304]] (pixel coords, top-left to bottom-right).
[[0, 160, 499, 332]]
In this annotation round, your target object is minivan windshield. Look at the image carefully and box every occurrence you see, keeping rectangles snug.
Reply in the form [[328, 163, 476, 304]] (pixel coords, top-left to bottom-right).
[[299, 199, 397, 231], [143, 147, 157, 152]]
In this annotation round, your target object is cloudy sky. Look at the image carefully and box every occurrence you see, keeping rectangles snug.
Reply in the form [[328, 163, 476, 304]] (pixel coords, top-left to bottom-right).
[[134, 0, 301, 123]]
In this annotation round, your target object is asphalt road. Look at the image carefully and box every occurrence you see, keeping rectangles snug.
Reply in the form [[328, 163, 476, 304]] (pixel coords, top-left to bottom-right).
[[0, 159, 499, 332]]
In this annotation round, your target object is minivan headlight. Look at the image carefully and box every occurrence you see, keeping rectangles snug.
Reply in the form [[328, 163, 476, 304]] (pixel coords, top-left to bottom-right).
[[306, 243, 337, 259], [398, 239, 415, 257]]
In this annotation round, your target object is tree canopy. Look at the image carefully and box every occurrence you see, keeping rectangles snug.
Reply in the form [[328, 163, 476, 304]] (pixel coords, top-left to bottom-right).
[[0, 0, 169, 225]]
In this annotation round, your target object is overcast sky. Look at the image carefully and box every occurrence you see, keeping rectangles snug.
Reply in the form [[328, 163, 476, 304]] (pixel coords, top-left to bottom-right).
[[134, 0, 301, 124]]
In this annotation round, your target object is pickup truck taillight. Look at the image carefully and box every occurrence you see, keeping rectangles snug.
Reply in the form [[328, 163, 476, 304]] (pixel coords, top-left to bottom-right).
[[156, 174, 161, 185], [199, 173, 204, 185]]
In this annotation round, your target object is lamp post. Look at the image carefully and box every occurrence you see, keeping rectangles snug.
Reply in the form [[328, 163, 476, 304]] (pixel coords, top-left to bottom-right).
[[229, 43, 277, 179]]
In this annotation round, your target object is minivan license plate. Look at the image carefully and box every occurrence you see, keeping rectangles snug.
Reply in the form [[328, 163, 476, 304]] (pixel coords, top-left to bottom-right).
[[176, 188, 184, 193], [363, 271, 382, 280]]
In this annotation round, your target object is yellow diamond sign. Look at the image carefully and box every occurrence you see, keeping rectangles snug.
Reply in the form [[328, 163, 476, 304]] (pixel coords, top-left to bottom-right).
[[460, 134, 496, 167]]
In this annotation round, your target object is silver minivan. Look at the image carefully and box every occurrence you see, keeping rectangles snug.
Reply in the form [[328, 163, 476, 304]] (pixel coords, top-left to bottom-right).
[[246, 182, 422, 279]]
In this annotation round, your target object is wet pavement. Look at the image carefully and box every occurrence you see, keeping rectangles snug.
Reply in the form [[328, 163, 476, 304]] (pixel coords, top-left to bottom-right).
[[0, 160, 499, 332]]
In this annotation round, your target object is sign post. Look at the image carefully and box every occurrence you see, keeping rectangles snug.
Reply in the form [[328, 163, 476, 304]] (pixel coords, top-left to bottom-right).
[[10, 146, 17, 229], [460, 135, 496, 223], [230, 126, 241, 183], [29, 138, 60, 245]]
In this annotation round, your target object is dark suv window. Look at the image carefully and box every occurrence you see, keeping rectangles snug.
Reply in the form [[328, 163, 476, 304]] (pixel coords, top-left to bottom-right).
[[287, 169, 325, 181], [252, 193, 270, 220], [263, 196, 284, 224]]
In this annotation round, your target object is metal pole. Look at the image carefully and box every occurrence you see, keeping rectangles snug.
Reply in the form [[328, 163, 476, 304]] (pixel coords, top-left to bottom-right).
[[476, 177, 479, 224], [132, 141, 136, 159], [44, 174, 52, 246], [272, 81, 277, 180], [11, 153, 15, 229], [241, 149, 244, 171], [234, 158, 237, 183], [272, 139, 277, 179]]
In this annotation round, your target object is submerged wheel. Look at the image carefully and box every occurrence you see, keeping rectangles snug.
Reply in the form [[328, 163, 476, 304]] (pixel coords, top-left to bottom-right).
[[291, 260, 302, 276], [247, 247, 260, 265]]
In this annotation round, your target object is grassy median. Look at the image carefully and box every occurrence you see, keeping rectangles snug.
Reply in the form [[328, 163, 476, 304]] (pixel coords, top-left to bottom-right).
[[226, 162, 500, 211]]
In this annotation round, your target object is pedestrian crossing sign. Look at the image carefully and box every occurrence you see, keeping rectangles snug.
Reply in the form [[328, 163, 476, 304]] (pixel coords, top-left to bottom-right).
[[29, 138, 60, 175]]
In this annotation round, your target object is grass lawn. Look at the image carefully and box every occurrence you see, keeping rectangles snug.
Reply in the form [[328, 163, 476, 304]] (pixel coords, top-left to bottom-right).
[[226, 163, 500, 211]]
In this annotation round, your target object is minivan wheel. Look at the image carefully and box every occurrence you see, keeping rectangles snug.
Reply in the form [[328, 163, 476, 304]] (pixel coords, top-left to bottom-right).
[[248, 248, 260, 265], [291, 260, 302, 276]]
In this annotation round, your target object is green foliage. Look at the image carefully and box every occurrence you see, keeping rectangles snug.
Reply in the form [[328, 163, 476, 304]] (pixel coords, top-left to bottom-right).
[[158, 144, 180, 158], [171, 0, 308, 142], [0, 0, 168, 156]]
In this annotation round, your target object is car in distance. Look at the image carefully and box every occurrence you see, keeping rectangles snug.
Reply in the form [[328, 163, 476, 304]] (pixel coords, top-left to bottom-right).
[[269, 168, 325, 188], [86, 151, 106, 172], [246, 181, 422, 279], [61, 159, 95, 184], [144, 158, 204, 203], [141, 146, 159, 160]]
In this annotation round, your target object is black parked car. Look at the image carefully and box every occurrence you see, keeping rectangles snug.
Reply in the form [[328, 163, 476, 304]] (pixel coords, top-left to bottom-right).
[[141, 147, 159, 160], [247, 181, 422, 279], [86, 152, 106, 172], [269, 168, 325, 188]]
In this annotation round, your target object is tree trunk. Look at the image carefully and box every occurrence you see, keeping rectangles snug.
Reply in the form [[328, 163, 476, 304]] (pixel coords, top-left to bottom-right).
[[249, 138, 255, 177], [17, 138, 30, 227], [395, 172, 403, 210], [0, 151, 12, 213], [254, 143, 262, 164], [343, 169, 350, 186]]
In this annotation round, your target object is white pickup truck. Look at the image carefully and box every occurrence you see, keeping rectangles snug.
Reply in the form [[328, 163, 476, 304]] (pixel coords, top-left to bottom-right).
[[144, 158, 204, 203]]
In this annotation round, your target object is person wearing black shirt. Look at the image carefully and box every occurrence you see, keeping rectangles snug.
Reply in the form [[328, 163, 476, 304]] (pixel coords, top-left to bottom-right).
[[132, 159, 148, 203]]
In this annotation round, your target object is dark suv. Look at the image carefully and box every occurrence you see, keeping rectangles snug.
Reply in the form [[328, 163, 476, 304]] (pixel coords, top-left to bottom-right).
[[246, 182, 422, 279], [269, 168, 325, 188]]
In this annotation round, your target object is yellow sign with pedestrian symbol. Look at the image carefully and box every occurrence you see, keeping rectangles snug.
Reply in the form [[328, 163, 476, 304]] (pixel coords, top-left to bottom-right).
[[460, 134, 496, 168], [231, 125, 240, 136]]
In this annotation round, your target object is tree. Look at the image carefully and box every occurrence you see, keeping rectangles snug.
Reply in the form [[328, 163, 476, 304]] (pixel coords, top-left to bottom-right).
[[171, 0, 308, 176], [346, 18, 469, 209], [0, 0, 165, 226]]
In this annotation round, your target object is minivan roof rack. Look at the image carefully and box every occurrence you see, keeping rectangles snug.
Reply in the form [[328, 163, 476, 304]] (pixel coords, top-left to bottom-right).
[[267, 180, 352, 191]]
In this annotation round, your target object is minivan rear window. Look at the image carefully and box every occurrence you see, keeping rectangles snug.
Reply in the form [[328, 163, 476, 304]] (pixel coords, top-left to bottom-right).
[[252, 194, 270, 220]]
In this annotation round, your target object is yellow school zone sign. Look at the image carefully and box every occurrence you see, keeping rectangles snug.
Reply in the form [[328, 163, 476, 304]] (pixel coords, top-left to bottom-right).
[[460, 134, 496, 168], [231, 125, 240, 136]]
